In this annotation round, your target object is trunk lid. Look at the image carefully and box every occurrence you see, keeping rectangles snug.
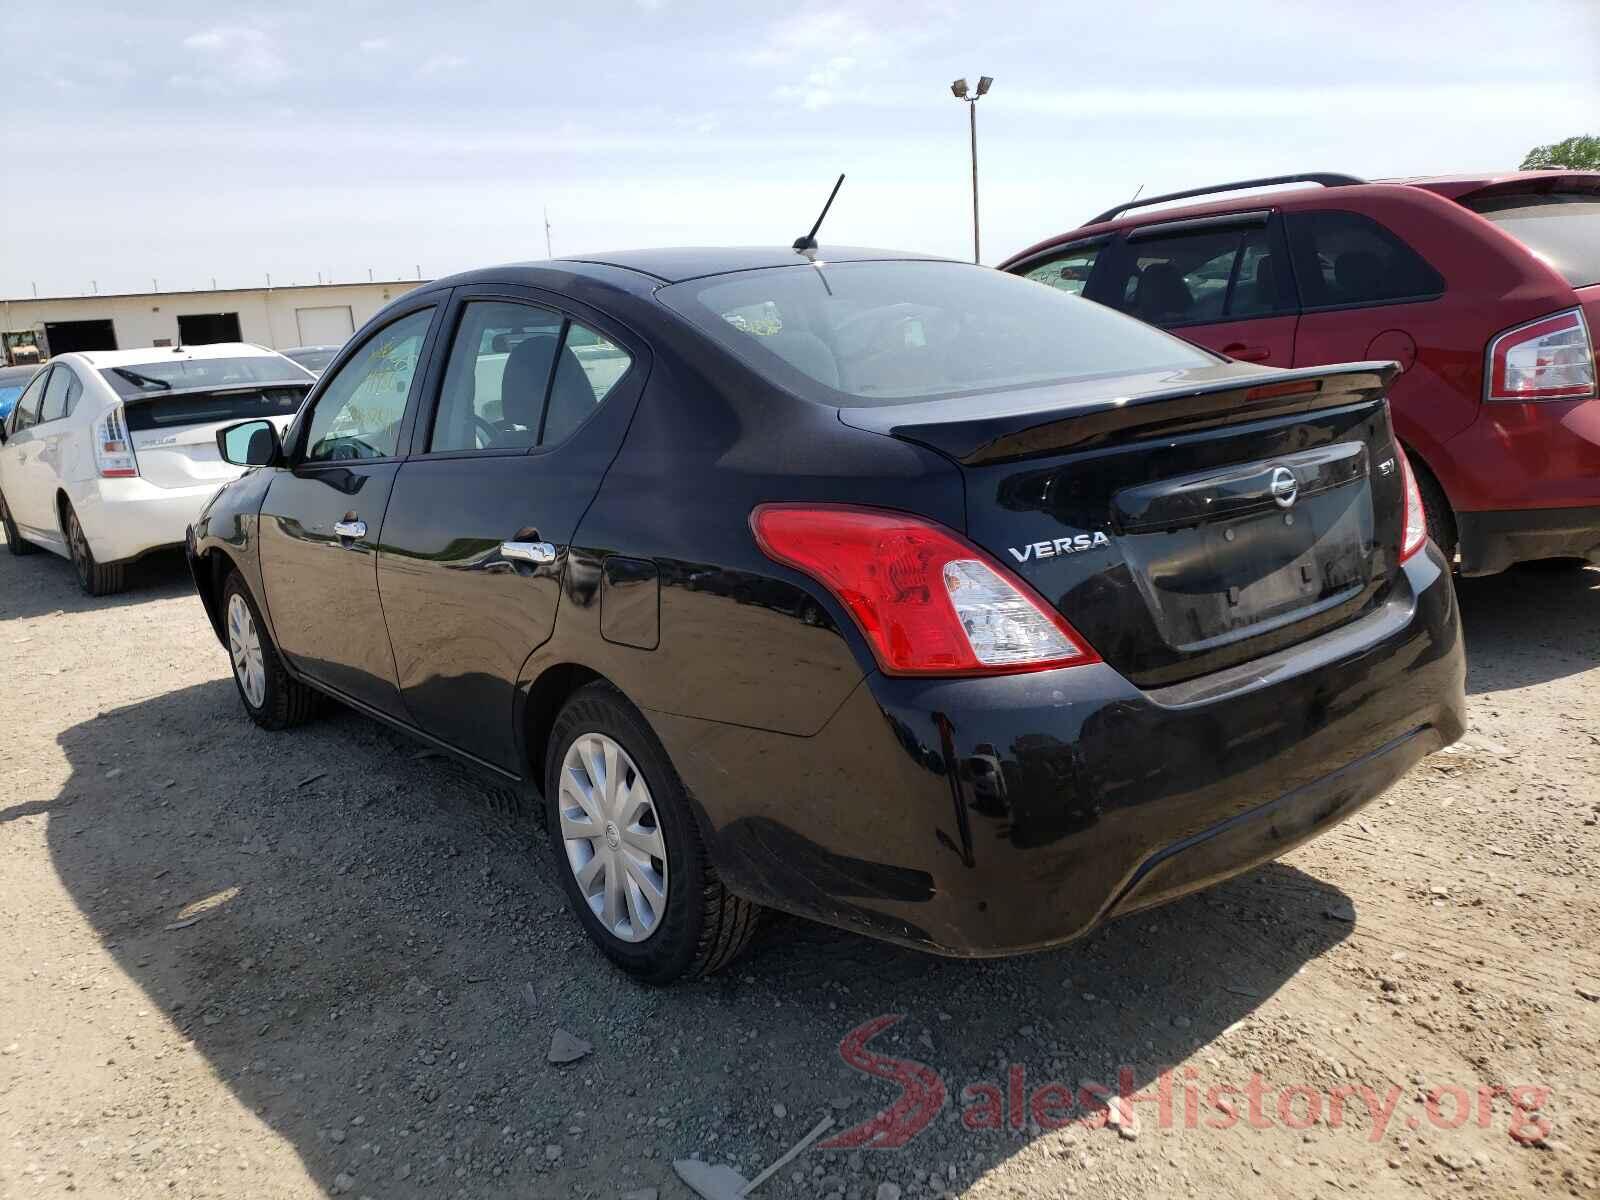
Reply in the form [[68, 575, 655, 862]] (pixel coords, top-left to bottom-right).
[[124, 386, 305, 490], [840, 361, 1406, 687]]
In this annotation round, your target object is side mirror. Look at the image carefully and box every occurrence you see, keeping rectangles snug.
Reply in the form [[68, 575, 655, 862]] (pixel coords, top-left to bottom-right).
[[218, 419, 281, 467]]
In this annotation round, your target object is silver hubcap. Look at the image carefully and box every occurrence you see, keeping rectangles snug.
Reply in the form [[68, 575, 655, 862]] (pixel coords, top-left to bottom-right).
[[558, 733, 668, 943], [226, 593, 267, 708]]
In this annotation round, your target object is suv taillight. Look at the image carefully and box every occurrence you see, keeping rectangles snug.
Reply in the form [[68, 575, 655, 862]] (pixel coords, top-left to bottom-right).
[[1485, 308, 1596, 402], [751, 504, 1099, 676], [93, 404, 138, 478]]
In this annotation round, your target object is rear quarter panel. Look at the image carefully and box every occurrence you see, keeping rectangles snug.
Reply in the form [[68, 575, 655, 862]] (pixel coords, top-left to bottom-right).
[[1287, 189, 1578, 510]]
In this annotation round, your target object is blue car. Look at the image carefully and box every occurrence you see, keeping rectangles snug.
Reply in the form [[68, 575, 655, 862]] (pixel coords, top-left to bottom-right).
[[0, 364, 41, 423]]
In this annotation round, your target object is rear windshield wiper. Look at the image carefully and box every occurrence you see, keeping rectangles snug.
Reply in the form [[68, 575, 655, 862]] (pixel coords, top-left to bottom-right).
[[110, 368, 173, 391]]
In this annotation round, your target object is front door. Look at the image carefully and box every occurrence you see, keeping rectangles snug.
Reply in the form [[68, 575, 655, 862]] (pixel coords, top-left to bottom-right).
[[1, 367, 59, 538], [257, 304, 440, 717], [377, 293, 642, 771]]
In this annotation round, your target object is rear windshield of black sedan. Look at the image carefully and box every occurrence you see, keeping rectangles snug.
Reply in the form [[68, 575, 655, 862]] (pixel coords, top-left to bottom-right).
[[658, 258, 1216, 406]]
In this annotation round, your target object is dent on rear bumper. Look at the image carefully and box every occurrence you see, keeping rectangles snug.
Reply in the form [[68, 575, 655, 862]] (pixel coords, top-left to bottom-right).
[[652, 546, 1465, 956]]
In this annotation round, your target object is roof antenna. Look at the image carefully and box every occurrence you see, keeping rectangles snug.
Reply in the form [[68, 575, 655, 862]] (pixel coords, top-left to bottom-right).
[[793, 174, 845, 255]]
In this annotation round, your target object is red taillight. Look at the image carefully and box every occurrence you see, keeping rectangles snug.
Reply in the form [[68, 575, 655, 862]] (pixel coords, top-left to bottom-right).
[[1396, 447, 1427, 563], [750, 503, 1099, 676], [93, 404, 138, 478], [1485, 308, 1596, 402]]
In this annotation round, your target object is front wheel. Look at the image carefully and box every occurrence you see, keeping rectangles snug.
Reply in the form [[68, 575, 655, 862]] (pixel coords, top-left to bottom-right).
[[545, 682, 760, 984], [222, 571, 320, 729], [63, 501, 124, 595]]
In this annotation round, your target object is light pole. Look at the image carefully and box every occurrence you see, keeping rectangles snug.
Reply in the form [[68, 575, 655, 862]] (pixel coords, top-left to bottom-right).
[[951, 75, 992, 264]]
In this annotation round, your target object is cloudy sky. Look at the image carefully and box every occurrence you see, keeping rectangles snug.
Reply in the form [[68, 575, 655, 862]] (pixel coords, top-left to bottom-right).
[[2, 0, 1596, 298]]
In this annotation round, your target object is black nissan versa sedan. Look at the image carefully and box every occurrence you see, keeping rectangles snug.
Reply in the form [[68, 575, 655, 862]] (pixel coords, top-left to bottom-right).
[[185, 246, 1466, 984]]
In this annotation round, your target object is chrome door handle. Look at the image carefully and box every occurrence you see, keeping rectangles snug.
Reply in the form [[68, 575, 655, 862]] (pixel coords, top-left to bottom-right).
[[333, 519, 367, 539], [501, 540, 556, 565]]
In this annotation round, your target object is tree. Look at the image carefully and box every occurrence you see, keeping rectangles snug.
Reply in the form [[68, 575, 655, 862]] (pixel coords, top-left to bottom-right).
[[1520, 135, 1600, 170]]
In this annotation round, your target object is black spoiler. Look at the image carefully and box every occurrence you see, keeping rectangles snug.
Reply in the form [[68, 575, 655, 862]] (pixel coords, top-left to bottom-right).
[[838, 362, 1399, 466]]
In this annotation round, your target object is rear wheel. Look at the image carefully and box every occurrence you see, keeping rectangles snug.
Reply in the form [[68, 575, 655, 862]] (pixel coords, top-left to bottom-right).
[[62, 501, 125, 595], [544, 682, 760, 984], [222, 571, 320, 729], [1411, 462, 1457, 565], [1, 489, 37, 555]]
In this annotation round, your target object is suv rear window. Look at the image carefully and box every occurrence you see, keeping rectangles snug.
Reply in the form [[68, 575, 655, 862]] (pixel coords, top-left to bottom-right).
[[1464, 195, 1600, 287], [1284, 210, 1445, 308], [100, 355, 313, 397], [659, 259, 1215, 407]]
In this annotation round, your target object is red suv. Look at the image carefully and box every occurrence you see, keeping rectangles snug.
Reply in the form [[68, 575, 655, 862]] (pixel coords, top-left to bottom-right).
[[1001, 171, 1600, 575]]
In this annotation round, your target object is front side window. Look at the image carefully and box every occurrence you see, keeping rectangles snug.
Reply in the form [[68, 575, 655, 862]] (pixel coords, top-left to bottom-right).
[[1102, 226, 1291, 326], [303, 308, 433, 463], [1285, 210, 1445, 308], [430, 302, 632, 453], [1020, 244, 1102, 296], [659, 259, 1215, 407], [39, 366, 73, 422]]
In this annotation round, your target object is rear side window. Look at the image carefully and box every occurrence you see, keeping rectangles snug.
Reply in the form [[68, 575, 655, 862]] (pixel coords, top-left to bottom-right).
[[1019, 243, 1103, 296], [39, 366, 74, 422], [1465, 195, 1600, 287], [1285, 210, 1445, 308], [429, 301, 632, 453], [659, 259, 1216, 407], [1098, 226, 1293, 326]]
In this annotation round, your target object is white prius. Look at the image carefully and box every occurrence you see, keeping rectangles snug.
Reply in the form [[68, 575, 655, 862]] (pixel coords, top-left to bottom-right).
[[0, 343, 314, 594]]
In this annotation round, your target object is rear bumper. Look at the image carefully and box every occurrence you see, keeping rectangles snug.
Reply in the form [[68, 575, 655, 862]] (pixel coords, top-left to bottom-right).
[[650, 545, 1465, 956], [1456, 506, 1600, 576], [71, 477, 223, 564]]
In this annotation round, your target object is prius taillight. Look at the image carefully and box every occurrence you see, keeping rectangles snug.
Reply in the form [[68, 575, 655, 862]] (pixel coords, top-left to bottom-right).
[[93, 404, 138, 478], [751, 504, 1099, 676]]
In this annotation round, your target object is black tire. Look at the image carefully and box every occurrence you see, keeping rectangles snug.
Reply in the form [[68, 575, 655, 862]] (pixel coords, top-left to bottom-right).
[[1411, 461, 1457, 565], [1, 489, 37, 555], [62, 500, 125, 595], [221, 571, 320, 730], [544, 682, 760, 984]]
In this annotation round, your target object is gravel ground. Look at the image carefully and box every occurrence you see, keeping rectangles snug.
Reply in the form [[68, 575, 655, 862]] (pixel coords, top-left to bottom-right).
[[1, 539, 1598, 1200]]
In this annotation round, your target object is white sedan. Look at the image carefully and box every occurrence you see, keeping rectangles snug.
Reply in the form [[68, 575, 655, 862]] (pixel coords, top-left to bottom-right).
[[0, 343, 313, 594]]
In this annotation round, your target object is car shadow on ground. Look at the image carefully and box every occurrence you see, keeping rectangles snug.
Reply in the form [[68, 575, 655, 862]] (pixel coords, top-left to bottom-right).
[[0, 542, 193, 620], [1456, 563, 1599, 695], [28, 678, 1360, 1198]]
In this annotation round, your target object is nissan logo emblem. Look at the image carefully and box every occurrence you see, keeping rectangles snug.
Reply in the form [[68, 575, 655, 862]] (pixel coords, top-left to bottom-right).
[[1269, 467, 1298, 508]]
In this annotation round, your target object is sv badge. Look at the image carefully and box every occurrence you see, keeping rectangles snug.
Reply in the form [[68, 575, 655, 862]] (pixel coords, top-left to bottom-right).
[[1008, 532, 1111, 563]]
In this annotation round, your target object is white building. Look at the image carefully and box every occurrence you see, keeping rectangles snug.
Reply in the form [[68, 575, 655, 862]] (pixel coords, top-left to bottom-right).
[[0, 279, 429, 359]]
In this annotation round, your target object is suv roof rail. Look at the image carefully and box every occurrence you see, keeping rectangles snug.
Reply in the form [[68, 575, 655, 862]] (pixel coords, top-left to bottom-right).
[[1088, 173, 1367, 225]]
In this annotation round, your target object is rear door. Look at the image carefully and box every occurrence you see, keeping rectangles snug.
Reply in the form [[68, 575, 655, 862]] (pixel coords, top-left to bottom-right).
[[1284, 209, 1453, 448], [257, 302, 442, 717], [377, 288, 645, 771], [29, 363, 82, 519], [1090, 213, 1299, 365]]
